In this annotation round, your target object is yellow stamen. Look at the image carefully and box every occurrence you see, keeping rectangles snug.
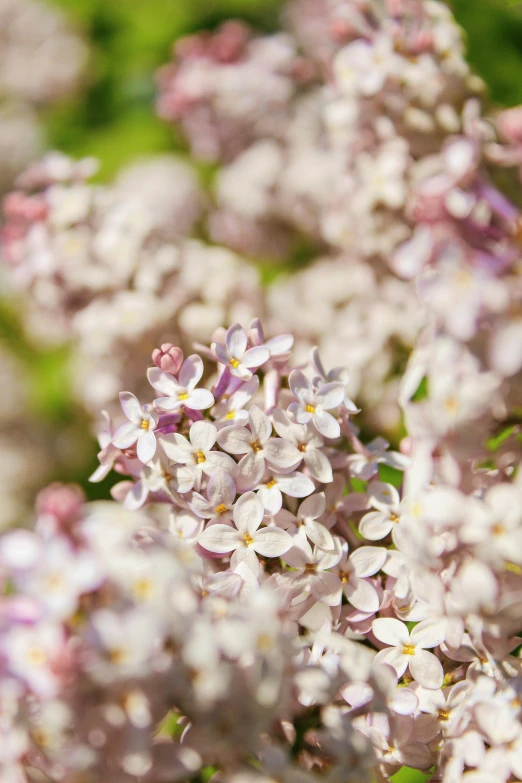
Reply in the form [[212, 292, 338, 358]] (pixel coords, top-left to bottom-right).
[[109, 647, 128, 665], [140, 419, 150, 430], [244, 533, 254, 546], [215, 504, 228, 515], [304, 563, 317, 574], [266, 479, 277, 489], [133, 578, 154, 600], [444, 396, 458, 414], [27, 647, 47, 666], [195, 450, 206, 464], [229, 358, 241, 369], [492, 523, 505, 536], [225, 411, 235, 420], [297, 442, 307, 452], [178, 391, 189, 401], [339, 570, 350, 583], [438, 708, 450, 721], [402, 644, 415, 656], [250, 440, 264, 453], [305, 404, 316, 414], [390, 513, 400, 523], [163, 472, 172, 482]]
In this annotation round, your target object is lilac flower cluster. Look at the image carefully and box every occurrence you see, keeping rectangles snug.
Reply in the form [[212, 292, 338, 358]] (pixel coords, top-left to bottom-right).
[[1, 153, 261, 412]]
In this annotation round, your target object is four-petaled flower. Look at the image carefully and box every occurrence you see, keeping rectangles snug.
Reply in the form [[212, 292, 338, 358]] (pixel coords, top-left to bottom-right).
[[160, 420, 235, 492], [372, 618, 446, 689], [288, 370, 345, 439], [198, 491, 292, 576], [212, 323, 270, 380], [112, 392, 159, 464], [147, 354, 215, 411]]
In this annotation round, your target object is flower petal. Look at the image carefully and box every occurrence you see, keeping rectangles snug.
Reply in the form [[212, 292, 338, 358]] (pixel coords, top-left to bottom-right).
[[299, 492, 326, 521], [408, 649, 444, 689], [236, 451, 265, 491], [304, 448, 333, 483], [289, 369, 312, 402], [112, 421, 139, 449], [311, 572, 342, 606], [198, 524, 240, 554], [345, 577, 380, 613], [276, 471, 315, 498], [410, 619, 446, 650], [304, 519, 335, 551], [119, 391, 143, 425], [313, 410, 340, 439], [233, 491, 264, 535], [253, 527, 293, 557], [147, 367, 178, 396], [137, 430, 157, 464], [217, 426, 252, 454], [374, 647, 408, 678], [226, 323, 248, 358], [207, 469, 236, 509], [160, 433, 193, 464], [372, 617, 409, 646], [179, 354, 204, 391], [186, 389, 215, 410], [248, 405, 272, 443], [359, 511, 393, 541], [350, 546, 387, 578], [189, 420, 217, 452], [124, 480, 149, 510], [316, 382, 345, 410], [242, 345, 270, 368], [264, 438, 302, 470]]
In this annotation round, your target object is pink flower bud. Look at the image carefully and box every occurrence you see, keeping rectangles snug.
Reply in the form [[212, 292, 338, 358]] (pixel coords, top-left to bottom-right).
[[497, 106, 522, 145], [152, 344, 184, 375], [36, 483, 85, 527]]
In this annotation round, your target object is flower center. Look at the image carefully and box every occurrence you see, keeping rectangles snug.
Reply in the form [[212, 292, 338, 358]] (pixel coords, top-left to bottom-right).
[[163, 471, 172, 482], [225, 411, 235, 419], [492, 522, 505, 536], [305, 404, 316, 414], [297, 442, 307, 452], [444, 396, 458, 414], [402, 644, 416, 656], [109, 647, 129, 665], [438, 708, 450, 721], [133, 578, 154, 600], [194, 450, 206, 464], [250, 440, 264, 453], [215, 504, 228, 515], [243, 533, 254, 546], [390, 513, 400, 523], [27, 647, 47, 667], [229, 358, 241, 369], [265, 479, 277, 489], [140, 419, 150, 430], [339, 570, 350, 583], [304, 563, 317, 574], [178, 391, 189, 401]]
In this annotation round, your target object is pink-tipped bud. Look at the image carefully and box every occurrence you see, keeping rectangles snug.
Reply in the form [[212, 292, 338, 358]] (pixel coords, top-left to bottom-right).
[[152, 344, 184, 375], [36, 483, 85, 528], [497, 106, 522, 145]]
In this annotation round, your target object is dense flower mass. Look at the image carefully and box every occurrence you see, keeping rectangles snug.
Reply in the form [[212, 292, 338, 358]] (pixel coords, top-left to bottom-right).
[[1, 317, 521, 782]]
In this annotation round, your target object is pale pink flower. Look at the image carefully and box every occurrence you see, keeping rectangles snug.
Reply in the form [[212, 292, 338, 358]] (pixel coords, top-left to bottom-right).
[[373, 618, 446, 689], [147, 354, 214, 411], [112, 392, 159, 463], [190, 468, 237, 525], [256, 469, 315, 515], [288, 369, 345, 439], [333, 543, 386, 613], [282, 530, 343, 606], [272, 409, 333, 483], [160, 420, 235, 492], [276, 492, 335, 551], [359, 482, 404, 542], [212, 323, 270, 379], [213, 375, 259, 428], [198, 491, 292, 575], [217, 405, 301, 489]]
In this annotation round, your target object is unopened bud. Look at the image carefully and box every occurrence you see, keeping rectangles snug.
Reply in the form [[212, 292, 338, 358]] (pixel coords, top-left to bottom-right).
[[152, 344, 184, 375]]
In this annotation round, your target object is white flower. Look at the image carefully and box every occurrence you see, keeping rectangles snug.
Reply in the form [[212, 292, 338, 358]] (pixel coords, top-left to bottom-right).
[[288, 370, 345, 439], [213, 375, 259, 428], [346, 437, 408, 481], [190, 468, 237, 525], [333, 543, 386, 613], [198, 491, 292, 576], [217, 405, 302, 489], [373, 618, 446, 689], [257, 469, 315, 515], [212, 323, 270, 379], [147, 354, 214, 411], [112, 392, 158, 463], [160, 420, 236, 492], [272, 409, 333, 483], [282, 530, 343, 606], [359, 482, 405, 542], [276, 493, 335, 551]]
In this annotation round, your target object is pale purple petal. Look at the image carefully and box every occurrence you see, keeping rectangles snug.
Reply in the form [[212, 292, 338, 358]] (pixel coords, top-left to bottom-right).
[[190, 492, 213, 518], [311, 571, 342, 606], [304, 519, 335, 551], [242, 345, 270, 368], [236, 451, 265, 491], [217, 426, 252, 454], [316, 382, 345, 410], [359, 511, 394, 541], [204, 452, 237, 474], [374, 647, 409, 678], [248, 405, 272, 443], [185, 389, 215, 410], [253, 527, 293, 557], [234, 491, 264, 535], [409, 649, 444, 689], [119, 391, 143, 425], [178, 354, 204, 391], [313, 410, 340, 439], [344, 577, 380, 613], [154, 396, 182, 411], [160, 433, 193, 464], [137, 430, 157, 464], [410, 619, 447, 650], [289, 369, 312, 402], [207, 469, 236, 508], [189, 420, 217, 452], [124, 480, 149, 510], [264, 438, 302, 470], [147, 367, 179, 397], [112, 421, 139, 449], [264, 334, 293, 355], [257, 483, 282, 515], [276, 471, 315, 498], [198, 524, 240, 554], [304, 449, 333, 483], [300, 492, 326, 521], [350, 546, 387, 577], [372, 617, 409, 646], [226, 323, 248, 358]]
